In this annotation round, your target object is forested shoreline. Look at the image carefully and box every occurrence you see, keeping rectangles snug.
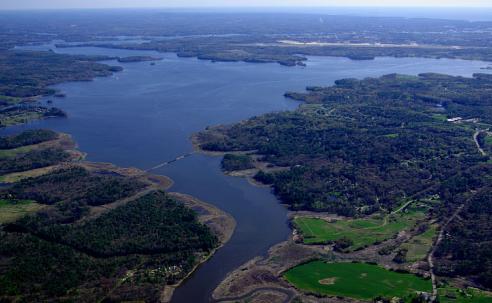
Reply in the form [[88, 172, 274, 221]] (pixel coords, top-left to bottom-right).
[[196, 73, 492, 290], [0, 130, 227, 302]]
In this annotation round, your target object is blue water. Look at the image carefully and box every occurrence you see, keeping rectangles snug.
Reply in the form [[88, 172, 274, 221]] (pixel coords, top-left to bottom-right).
[[3, 44, 490, 302]]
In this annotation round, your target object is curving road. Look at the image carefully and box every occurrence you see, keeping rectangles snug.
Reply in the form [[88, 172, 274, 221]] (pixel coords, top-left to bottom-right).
[[473, 130, 487, 156]]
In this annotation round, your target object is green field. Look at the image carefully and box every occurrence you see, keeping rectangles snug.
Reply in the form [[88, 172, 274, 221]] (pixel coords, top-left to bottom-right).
[[284, 261, 432, 300], [0, 95, 21, 105], [0, 144, 37, 158], [399, 224, 437, 262], [384, 133, 399, 139], [0, 165, 57, 183], [294, 210, 426, 250], [485, 135, 492, 146], [432, 113, 448, 121], [438, 286, 492, 303], [0, 199, 43, 224], [0, 111, 44, 127]]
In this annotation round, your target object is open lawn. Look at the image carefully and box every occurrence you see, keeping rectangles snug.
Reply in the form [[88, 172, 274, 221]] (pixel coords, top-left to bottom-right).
[[0, 95, 22, 105], [0, 144, 36, 158], [0, 199, 44, 224], [284, 261, 432, 300], [384, 133, 399, 139], [438, 286, 492, 303], [485, 135, 492, 146], [0, 165, 59, 183], [400, 224, 437, 262], [432, 114, 448, 122], [0, 111, 44, 127], [294, 210, 426, 250]]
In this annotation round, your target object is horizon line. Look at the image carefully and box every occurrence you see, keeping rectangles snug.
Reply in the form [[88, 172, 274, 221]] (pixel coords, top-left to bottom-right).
[[1, 5, 492, 11]]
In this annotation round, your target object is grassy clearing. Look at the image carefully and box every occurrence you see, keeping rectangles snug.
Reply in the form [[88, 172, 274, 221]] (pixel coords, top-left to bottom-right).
[[294, 209, 426, 250], [0, 144, 37, 158], [0, 95, 22, 105], [0, 199, 44, 224], [438, 286, 492, 303], [284, 261, 431, 300], [399, 224, 437, 262], [0, 112, 44, 127], [432, 113, 448, 121], [384, 133, 399, 139], [0, 165, 59, 183], [485, 135, 492, 146]]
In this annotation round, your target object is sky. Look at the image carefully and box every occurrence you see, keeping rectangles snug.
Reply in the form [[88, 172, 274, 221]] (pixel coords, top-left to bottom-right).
[[1, 0, 492, 10]]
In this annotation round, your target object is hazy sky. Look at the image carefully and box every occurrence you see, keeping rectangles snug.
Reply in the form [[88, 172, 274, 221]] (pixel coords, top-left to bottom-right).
[[1, 0, 491, 10]]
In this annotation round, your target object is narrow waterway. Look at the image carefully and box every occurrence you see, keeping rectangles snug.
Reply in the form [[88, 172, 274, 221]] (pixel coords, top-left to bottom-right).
[[4, 43, 490, 302]]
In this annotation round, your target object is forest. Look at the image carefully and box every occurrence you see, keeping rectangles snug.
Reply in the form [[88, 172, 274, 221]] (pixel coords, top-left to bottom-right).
[[196, 73, 492, 289], [0, 50, 121, 126], [1, 10, 492, 300], [0, 50, 120, 98], [0, 128, 220, 301], [14, 191, 218, 258], [0, 130, 74, 176], [431, 164, 492, 288], [3, 11, 492, 65], [0, 129, 57, 149], [73, 35, 492, 67], [0, 165, 218, 302], [0, 148, 70, 175], [221, 154, 255, 171], [3, 167, 147, 222], [198, 73, 490, 215], [6, 167, 146, 206]]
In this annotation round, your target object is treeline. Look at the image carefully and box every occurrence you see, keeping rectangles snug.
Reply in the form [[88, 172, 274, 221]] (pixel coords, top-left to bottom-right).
[[432, 164, 492, 289], [7, 167, 146, 206], [0, 129, 57, 149], [285, 73, 492, 124], [0, 148, 70, 175], [0, 131, 219, 300], [197, 73, 492, 289], [221, 153, 254, 171], [0, 50, 120, 126], [0, 50, 121, 98], [15, 191, 217, 257], [0, 231, 112, 301], [4, 167, 146, 222], [1, 183, 218, 301], [198, 74, 489, 215]]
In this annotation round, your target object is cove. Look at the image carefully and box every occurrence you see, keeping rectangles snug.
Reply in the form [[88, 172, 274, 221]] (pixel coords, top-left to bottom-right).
[[3, 43, 490, 302]]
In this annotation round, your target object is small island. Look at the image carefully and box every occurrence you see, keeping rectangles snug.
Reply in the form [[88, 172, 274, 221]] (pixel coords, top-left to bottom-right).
[[117, 56, 162, 63]]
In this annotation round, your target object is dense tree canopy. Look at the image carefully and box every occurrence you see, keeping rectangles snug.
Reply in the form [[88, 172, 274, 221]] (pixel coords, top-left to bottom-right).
[[197, 73, 492, 288], [198, 74, 490, 215], [0, 129, 57, 149]]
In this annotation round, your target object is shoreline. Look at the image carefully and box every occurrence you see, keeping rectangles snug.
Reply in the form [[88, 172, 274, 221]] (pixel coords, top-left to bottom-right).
[[191, 132, 289, 189], [0, 129, 236, 303], [190, 121, 430, 302], [78, 161, 237, 303], [162, 192, 236, 303], [77, 159, 236, 303], [8, 41, 491, 302], [53, 41, 492, 66]]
